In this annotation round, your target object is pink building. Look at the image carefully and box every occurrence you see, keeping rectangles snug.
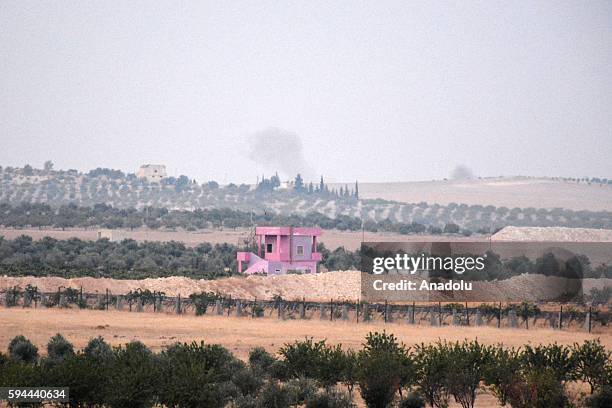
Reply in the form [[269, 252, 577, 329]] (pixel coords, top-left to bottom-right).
[[237, 227, 322, 275]]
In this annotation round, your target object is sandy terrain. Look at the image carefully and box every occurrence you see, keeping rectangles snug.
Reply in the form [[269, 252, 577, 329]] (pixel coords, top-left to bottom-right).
[[347, 177, 612, 211], [492, 226, 612, 241]]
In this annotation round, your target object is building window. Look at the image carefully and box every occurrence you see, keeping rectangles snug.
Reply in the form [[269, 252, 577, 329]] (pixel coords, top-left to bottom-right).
[[296, 245, 304, 255], [266, 243, 273, 253]]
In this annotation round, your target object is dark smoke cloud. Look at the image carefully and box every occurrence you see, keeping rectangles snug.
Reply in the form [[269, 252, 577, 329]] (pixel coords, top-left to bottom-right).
[[247, 127, 316, 180]]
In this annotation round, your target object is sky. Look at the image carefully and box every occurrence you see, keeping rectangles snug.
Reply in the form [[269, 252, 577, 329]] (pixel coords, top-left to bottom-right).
[[1, 1, 611, 184]]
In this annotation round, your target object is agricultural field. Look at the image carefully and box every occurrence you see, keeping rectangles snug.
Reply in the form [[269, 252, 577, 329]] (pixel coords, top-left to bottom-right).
[[2, 167, 612, 231], [351, 177, 612, 212], [2, 308, 607, 361]]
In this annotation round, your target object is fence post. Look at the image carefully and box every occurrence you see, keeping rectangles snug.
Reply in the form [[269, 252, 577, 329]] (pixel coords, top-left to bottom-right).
[[252, 297, 256, 318], [176, 294, 181, 315], [438, 302, 442, 326], [497, 303, 502, 328], [106, 289, 109, 311], [559, 306, 563, 330], [475, 309, 483, 326], [236, 300, 242, 317], [216, 299, 223, 316], [330, 299, 333, 322], [384, 300, 388, 323], [465, 302, 469, 326], [356, 301, 360, 323], [407, 305, 415, 325], [588, 307, 592, 333]]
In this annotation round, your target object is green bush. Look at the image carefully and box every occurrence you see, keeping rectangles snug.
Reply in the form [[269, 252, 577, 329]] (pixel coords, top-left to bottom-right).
[[358, 332, 410, 408], [256, 381, 291, 408], [84, 336, 113, 359], [305, 388, 353, 408], [573, 339, 611, 393], [284, 377, 318, 405], [232, 368, 264, 396], [279, 337, 326, 379], [505, 367, 571, 408], [413, 342, 451, 408], [8, 335, 39, 363], [445, 340, 492, 408], [104, 341, 158, 408], [46, 333, 75, 363], [249, 346, 276, 373], [157, 341, 240, 408]]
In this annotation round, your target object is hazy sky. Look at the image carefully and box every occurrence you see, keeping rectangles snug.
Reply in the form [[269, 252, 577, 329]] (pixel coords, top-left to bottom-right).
[[1, 1, 611, 184]]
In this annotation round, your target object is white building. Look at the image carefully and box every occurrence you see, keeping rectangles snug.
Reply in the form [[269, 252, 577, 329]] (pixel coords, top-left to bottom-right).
[[137, 164, 167, 182]]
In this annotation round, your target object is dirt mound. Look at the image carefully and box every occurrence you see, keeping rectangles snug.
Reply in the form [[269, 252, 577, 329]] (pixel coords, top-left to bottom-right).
[[492, 226, 612, 242], [0, 271, 361, 302], [1, 271, 608, 303]]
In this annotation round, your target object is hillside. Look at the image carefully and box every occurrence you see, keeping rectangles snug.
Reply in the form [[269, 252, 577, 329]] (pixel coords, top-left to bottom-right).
[[2, 166, 612, 231], [352, 177, 612, 212]]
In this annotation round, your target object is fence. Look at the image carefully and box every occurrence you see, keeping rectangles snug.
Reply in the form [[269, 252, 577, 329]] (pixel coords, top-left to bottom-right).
[[0, 286, 608, 333]]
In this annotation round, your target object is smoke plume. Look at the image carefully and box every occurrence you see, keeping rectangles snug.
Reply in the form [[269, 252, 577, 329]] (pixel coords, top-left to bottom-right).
[[247, 127, 315, 180]]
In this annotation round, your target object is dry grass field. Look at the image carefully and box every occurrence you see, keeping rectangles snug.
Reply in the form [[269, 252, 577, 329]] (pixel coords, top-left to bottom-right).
[[0, 307, 605, 407], [2, 307, 609, 359], [350, 177, 612, 211]]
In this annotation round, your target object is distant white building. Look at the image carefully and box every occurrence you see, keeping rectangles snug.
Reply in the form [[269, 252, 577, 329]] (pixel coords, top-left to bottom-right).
[[137, 164, 167, 182]]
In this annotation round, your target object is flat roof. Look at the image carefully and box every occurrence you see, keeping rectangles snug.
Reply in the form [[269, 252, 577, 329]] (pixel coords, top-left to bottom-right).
[[255, 226, 322, 236]]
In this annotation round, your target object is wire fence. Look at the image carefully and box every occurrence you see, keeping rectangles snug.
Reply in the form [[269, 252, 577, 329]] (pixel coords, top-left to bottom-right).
[[0, 286, 609, 333]]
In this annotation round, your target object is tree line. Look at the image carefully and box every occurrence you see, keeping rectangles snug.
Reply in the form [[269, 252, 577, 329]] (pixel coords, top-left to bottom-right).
[[0, 202, 470, 236], [1, 234, 610, 282], [0, 235, 360, 279], [1, 332, 610, 407], [3, 164, 612, 231]]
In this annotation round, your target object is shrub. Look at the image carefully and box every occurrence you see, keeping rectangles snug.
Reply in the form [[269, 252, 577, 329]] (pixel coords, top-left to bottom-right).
[[249, 346, 276, 373], [279, 337, 326, 379], [84, 336, 113, 359], [231, 394, 258, 408], [573, 339, 611, 393], [104, 341, 158, 408], [284, 377, 318, 405], [413, 342, 451, 408], [521, 343, 576, 383], [305, 388, 353, 408], [586, 385, 612, 408], [8, 335, 39, 363], [445, 340, 492, 408], [399, 392, 426, 408], [505, 367, 570, 408], [358, 332, 410, 408], [45, 352, 109, 406], [256, 381, 291, 408], [157, 342, 239, 408], [269, 360, 291, 381], [483, 346, 523, 407], [232, 368, 264, 396], [46, 333, 75, 362]]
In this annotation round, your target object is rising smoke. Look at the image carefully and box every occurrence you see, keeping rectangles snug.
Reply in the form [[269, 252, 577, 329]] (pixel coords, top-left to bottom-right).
[[247, 127, 316, 181]]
